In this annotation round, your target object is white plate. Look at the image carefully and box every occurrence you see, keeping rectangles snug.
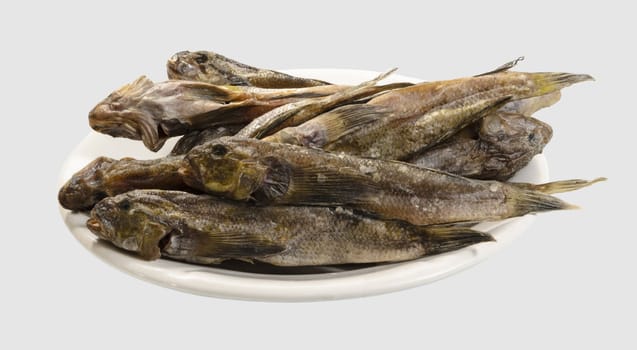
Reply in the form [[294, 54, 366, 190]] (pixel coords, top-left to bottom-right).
[[58, 69, 548, 301]]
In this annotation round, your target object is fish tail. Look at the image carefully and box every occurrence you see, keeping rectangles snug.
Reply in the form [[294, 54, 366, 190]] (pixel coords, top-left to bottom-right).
[[508, 188, 578, 216], [510, 177, 606, 195], [533, 72, 594, 95], [422, 226, 495, 254]]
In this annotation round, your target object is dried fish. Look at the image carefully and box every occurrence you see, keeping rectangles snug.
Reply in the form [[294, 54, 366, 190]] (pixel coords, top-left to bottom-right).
[[266, 72, 591, 160], [89, 76, 349, 151], [87, 190, 494, 265], [182, 138, 600, 226], [167, 50, 330, 88], [409, 112, 553, 180]]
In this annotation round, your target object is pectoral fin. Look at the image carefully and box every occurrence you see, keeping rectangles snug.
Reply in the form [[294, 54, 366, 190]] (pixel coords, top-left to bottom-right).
[[164, 228, 286, 260]]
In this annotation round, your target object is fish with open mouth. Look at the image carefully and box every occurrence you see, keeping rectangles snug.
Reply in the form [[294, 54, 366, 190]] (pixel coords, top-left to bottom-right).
[[87, 190, 494, 265], [265, 72, 591, 160], [88, 76, 350, 151], [181, 137, 602, 226], [167, 50, 330, 88]]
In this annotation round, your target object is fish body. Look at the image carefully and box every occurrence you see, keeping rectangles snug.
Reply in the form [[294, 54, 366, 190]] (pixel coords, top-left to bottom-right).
[[89, 76, 349, 151], [182, 138, 592, 226], [267, 72, 590, 160], [167, 50, 330, 88], [409, 112, 553, 180], [87, 190, 494, 265]]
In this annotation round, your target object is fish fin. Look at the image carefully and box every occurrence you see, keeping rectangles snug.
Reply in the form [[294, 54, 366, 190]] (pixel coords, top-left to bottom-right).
[[421, 226, 495, 255], [475, 56, 525, 76], [532, 72, 594, 95], [508, 188, 578, 215], [253, 157, 292, 202], [168, 227, 286, 260], [509, 177, 606, 194], [288, 166, 380, 205], [355, 82, 415, 103], [292, 104, 390, 148], [255, 156, 378, 205]]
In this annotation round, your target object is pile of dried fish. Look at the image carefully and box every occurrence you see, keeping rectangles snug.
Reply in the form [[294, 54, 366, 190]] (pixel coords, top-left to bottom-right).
[[59, 51, 603, 268]]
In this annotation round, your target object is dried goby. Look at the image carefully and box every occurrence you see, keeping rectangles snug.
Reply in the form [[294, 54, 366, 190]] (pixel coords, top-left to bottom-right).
[[266, 72, 591, 160], [167, 50, 330, 88], [182, 138, 601, 226], [58, 156, 186, 211], [409, 112, 553, 181], [87, 190, 494, 265], [89, 76, 349, 151]]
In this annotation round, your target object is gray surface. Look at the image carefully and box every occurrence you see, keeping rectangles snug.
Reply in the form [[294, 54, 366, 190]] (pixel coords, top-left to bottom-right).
[[1, 1, 633, 349]]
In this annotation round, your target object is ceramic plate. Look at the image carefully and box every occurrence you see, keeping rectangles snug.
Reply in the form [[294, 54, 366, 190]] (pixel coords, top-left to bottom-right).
[[58, 69, 548, 301]]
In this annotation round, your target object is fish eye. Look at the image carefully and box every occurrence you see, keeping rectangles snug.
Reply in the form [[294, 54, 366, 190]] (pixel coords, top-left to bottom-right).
[[195, 54, 208, 64], [528, 133, 536, 142], [211, 144, 228, 156], [118, 199, 132, 210]]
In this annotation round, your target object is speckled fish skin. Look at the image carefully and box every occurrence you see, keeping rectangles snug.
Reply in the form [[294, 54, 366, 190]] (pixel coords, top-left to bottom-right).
[[88, 76, 350, 151], [266, 72, 591, 160], [58, 156, 187, 211], [409, 112, 553, 181], [86, 190, 494, 265], [167, 50, 330, 88], [181, 138, 591, 226]]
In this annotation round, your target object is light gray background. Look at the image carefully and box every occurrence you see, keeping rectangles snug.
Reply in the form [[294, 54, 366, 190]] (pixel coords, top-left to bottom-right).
[[1, 1, 634, 349]]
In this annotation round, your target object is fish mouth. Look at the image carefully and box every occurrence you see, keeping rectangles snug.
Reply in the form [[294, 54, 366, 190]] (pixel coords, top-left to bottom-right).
[[58, 156, 114, 211], [88, 104, 167, 152], [86, 218, 104, 237]]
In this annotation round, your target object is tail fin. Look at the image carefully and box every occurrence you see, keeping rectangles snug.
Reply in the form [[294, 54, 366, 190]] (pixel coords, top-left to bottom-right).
[[422, 226, 495, 255], [533, 72, 594, 95], [509, 188, 578, 216], [510, 177, 606, 195]]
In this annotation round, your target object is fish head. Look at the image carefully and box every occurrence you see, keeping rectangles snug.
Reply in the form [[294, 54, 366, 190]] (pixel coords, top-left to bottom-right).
[[88, 76, 166, 151], [182, 137, 268, 201], [167, 51, 214, 82], [87, 191, 176, 260], [58, 156, 115, 211], [480, 113, 553, 153]]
